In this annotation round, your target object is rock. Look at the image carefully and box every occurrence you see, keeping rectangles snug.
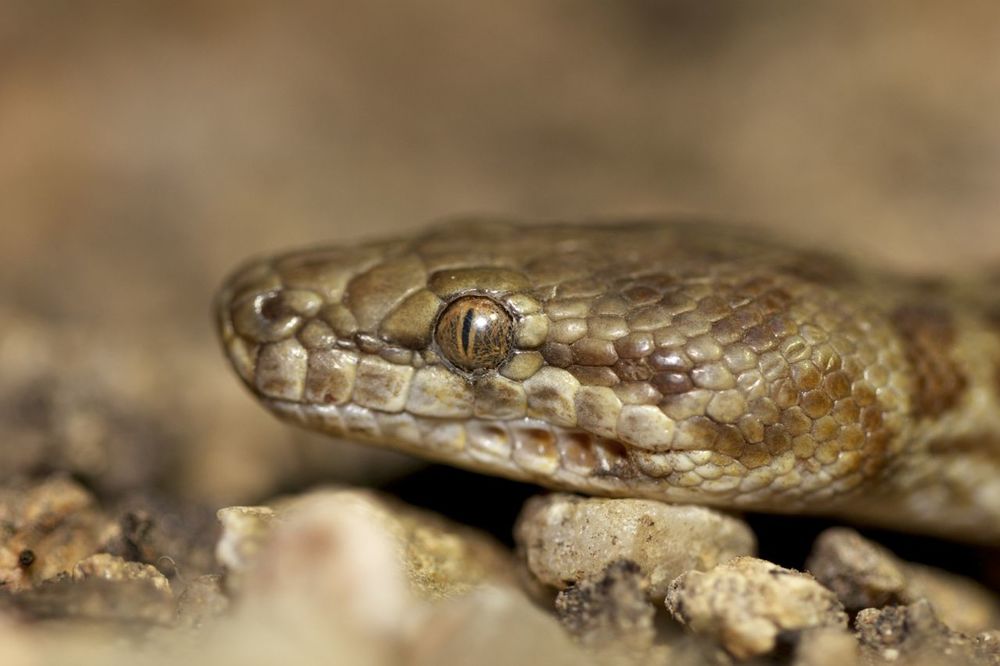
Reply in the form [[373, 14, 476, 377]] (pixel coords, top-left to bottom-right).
[[235, 489, 411, 635], [665, 556, 848, 660], [976, 632, 1000, 660], [806, 528, 1000, 633], [175, 574, 229, 629], [514, 494, 756, 599], [554, 560, 656, 650], [407, 586, 593, 666], [855, 599, 1000, 665], [10, 575, 175, 626], [906, 563, 1000, 635], [72, 553, 171, 593], [7, 552, 175, 625], [0, 615, 37, 666], [100, 499, 218, 581], [0, 477, 115, 592], [0, 477, 216, 628], [215, 505, 277, 591], [793, 627, 859, 666], [218, 488, 515, 602], [805, 528, 909, 611], [206, 492, 589, 666], [151, 494, 414, 666]]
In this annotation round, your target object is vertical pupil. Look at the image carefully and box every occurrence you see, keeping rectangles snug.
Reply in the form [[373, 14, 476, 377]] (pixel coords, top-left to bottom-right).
[[435, 296, 512, 371], [461, 308, 475, 355]]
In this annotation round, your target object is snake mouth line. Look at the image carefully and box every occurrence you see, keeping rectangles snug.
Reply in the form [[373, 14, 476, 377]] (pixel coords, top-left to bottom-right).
[[259, 396, 745, 492]]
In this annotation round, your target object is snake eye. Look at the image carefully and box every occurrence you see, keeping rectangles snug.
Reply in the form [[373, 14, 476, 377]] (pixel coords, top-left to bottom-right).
[[435, 296, 514, 371]]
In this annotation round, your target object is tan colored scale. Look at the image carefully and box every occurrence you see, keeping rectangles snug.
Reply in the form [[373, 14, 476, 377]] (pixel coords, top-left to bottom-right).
[[215, 220, 1000, 542]]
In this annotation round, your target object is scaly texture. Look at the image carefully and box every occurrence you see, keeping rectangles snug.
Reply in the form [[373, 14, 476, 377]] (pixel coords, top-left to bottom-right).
[[215, 220, 1000, 541]]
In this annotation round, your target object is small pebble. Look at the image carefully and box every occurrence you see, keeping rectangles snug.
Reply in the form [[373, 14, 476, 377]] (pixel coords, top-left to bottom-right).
[[72, 553, 171, 594], [175, 574, 229, 629], [408, 586, 592, 666], [793, 627, 859, 666], [806, 527, 1000, 633], [0, 477, 112, 592], [665, 556, 847, 659], [555, 560, 656, 649], [218, 487, 516, 602], [804, 527, 909, 611], [855, 599, 1000, 665], [514, 494, 755, 599]]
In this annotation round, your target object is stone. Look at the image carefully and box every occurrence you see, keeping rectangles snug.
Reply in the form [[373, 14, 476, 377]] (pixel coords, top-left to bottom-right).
[[806, 528, 1000, 633], [234, 489, 411, 636], [175, 574, 229, 629], [804, 527, 909, 611], [215, 505, 277, 592], [855, 599, 1000, 665], [793, 627, 859, 666], [72, 553, 171, 593], [218, 488, 516, 602], [515, 494, 755, 599], [0, 477, 114, 592], [906, 563, 1000, 636], [407, 586, 593, 666], [554, 560, 656, 649], [665, 556, 847, 659]]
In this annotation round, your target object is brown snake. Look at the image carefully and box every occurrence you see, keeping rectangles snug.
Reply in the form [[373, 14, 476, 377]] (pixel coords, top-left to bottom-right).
[[215, 220, 1000, 542]]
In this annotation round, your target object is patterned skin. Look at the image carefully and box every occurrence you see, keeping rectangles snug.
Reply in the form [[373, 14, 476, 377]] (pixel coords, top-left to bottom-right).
[[215, 220, 1000, 542]]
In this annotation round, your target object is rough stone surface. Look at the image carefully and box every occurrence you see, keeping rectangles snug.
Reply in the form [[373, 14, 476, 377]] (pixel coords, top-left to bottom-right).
[[793, 627, 859, 666], [515, 494, 756, 599], [175, 575, 229, 629], [1, 553, 174, 626], [215, 505, 277, 592], [554, 560, 657, 652], [806, 528, 1000, 633], [0, 476, 215, 610], [666, 556, 848, 660], [8, 574, 176, 626], [233, 489, 412, 638], [72, 553, 171, 593], [219, 488, 516, 602], [0, 477, 114, 593], [855, 599, 1000, 665], [408, 586, 593, 666], [805, 528, 909, 612], [905, 563, 1000, 636], [99, 499, 218, 582]]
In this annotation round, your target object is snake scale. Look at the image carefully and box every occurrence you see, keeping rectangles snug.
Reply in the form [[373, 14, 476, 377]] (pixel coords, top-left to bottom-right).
[[215, 220, 1000, 542]]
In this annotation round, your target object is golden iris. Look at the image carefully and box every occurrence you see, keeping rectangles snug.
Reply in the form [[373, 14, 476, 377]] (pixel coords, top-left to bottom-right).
[[434, 296, 513, 371]]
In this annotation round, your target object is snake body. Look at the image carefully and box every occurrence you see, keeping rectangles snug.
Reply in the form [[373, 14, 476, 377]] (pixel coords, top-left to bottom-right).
[[216, 220, 1000, 541]]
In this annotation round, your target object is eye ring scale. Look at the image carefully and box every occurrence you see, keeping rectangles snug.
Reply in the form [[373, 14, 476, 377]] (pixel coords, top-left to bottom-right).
[[434, 295, 514, 372]]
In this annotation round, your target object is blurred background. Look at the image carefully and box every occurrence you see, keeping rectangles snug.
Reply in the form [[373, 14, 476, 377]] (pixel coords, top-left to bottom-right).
[[2, 1, 1000, 517]]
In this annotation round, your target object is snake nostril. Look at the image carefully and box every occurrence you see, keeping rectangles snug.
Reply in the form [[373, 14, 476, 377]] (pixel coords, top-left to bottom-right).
[[258, 293, 288, 321], [232, 289, 321, 343]]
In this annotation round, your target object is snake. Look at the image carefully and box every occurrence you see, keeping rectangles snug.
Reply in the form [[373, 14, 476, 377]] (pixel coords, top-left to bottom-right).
[[214, 219, 1000, 542]]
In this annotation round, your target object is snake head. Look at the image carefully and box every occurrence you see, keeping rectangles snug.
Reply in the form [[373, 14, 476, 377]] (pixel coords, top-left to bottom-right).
[[216, 220, 908, 511]]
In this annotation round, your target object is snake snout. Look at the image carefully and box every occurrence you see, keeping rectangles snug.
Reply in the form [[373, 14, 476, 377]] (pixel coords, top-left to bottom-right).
[[214, 243, 424, 405], [215, 256, 331, 398]]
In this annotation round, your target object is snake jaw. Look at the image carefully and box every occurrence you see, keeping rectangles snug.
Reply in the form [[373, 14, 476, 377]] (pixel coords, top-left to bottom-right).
[[262, 395, 765, 507]]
